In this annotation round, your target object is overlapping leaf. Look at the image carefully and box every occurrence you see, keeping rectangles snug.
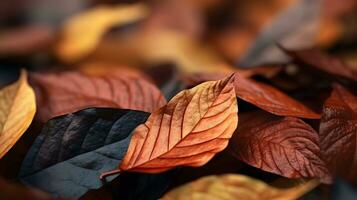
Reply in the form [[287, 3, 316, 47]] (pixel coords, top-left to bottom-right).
[[19, 108, 149, 198], [29, 71, 166, 122], [162, 174, 318, 200], [319, 84, 357, 184], [234, 74, 320, 119], [228, 111, 330, 183], [284, 48, 357, 82], [0, 70, 36, 158], [56, 3, 149, 62], [117, 75, 238, 173]]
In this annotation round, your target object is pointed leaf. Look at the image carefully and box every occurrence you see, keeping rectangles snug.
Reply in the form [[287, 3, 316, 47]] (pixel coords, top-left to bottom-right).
[[56, 3, 149, 62], [0, 70, 36, 158], [19, 108, 149, 198], [162, 174, 319, 200], [284, 48, 357, 82], [235, 74, 320, 119], [319, 84, 357, 184], [119, 75, 238, 173], [228, 111, 331, 183], [29, 71, 166, 122]]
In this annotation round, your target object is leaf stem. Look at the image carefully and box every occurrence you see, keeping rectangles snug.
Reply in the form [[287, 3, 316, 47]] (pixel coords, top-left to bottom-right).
[[100, 169, 121, 180]]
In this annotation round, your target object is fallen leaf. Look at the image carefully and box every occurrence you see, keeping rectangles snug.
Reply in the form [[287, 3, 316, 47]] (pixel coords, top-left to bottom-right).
[[228, 111, 330, 183], [0, 25, 55, 56], [319, 84, 357, 184], [19, 108, 149, 198], [29, 70, 166, 122], [56, 3, 149, 62], [0, 70, 36, 158], [283, 48, 357, 82], [162, 174, 319, 200], [0, 178, 58, 200], [116, 75, 238, 173], [234, 74, 320, 119]]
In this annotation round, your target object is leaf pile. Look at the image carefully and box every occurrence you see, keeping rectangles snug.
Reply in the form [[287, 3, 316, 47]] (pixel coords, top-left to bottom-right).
[[0, 1, 357, 200]]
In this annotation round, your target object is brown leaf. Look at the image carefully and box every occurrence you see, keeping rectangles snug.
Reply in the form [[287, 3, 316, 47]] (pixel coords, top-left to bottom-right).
[[284, 48, 357, 82], [0, 70, 36, 158], [235, 74, 320, 119], [118, 75, 238, 173], [319, 84, 357, 184], [29, 71, 166, 122], [162, 174, 319, 200], [0, 178, 59, 200], [228, 111, 331, 183]]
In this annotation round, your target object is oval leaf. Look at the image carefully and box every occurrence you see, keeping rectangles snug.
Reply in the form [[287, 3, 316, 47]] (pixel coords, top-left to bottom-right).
[[19, 108, 149, 198], [119, 75, 238, 173], [319, 84, 357, 184], [29, 71, 166, 122], [56, 3, 149, 62], [228, 111, 331, 183], [0, 70, 36, 158], [235, 74, 320, 119], [162, 174, 319, 200]]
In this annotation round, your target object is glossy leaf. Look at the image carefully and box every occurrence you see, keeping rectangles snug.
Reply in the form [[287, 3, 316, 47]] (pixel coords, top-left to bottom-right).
[[228, 111, 330, 183], [29, 71, 166, 122], [0, 70, 36, 158], [118, 75, 238, 173], [319, 84, 357, 184], [56, 3, 149, 62], [235, 74, 320, 119], [284, 48, 357, 82], [19, 108, 149, 198], [162, 174, 319, 200]]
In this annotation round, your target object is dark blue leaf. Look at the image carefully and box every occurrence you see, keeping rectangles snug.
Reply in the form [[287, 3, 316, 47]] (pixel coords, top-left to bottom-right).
[[19, 108, 149, 198]]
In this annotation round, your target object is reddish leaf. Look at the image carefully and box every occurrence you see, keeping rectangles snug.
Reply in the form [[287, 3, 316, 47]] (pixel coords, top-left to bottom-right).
[[29, 71, 166, 122], [228, 111, 331, 183], [319, 84, 357, 184], [116, 75, 238, 173], [284, 48, 357, 82], [234, 74, 320, 119]]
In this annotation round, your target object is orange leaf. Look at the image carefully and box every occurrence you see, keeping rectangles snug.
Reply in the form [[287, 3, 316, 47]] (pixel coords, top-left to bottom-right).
[[29, 71, 166, 122], [235, 74, 320, 119], [119, 75, 238, 173]]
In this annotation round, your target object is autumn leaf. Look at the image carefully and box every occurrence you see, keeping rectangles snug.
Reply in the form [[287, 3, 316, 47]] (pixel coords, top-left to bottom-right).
[[113, 74, 238, 173], [234, 74, 320, 119], [283, 48, 357, 82], [56, 3, 149, 62], [162, 174, 319, 200], [19, 108, 149, 198], [29, 70, 166, 122], [0, 70, 36, 158], [319, 84, 357, 184], [228, 111, 331, 183]]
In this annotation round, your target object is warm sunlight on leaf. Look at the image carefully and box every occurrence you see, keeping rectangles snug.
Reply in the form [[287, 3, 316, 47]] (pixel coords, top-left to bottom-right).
[[56, 3, 149, 62], [162, 174, 319, 200], [0, 70, 36, 158]]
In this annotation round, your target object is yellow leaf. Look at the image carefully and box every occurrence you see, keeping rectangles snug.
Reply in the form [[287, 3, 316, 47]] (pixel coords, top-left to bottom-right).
[[0, 70, 36, 158], [162, 174, 319, 200], [56, 3, 149, 62]]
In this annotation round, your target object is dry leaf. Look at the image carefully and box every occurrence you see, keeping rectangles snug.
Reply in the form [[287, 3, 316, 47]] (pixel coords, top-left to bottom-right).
[[284, 48, 357, 82], [162, 174, 319, 200], [117, 75, 238, 173], [56, 3, 149, 62], [228, 111, 331, 183], [319, 84, 357, 184], [0, 70, 36, 158], [29, 71, 166, 122], [235, 74, 320, 119], [91, 30, 234, 74]]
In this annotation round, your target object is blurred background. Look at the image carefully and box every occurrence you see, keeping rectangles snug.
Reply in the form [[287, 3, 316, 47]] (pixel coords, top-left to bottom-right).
[[0, 0, 356, 87]]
